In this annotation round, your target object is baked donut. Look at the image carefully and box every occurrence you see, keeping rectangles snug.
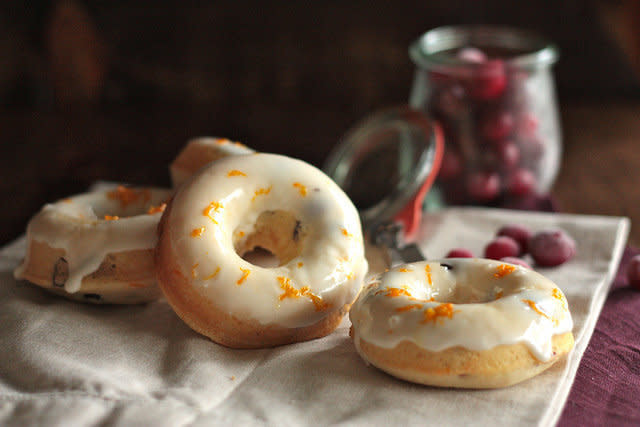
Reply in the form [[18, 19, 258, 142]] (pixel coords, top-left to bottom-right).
[[156, 153, 368, 348], [14, 185, 172, 304], [170, 137, 254, 188], [349, 258, 574, 388]]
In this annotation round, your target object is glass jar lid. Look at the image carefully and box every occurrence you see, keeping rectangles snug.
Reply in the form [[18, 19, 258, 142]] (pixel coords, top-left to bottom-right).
[[323, 106, 443, 238]]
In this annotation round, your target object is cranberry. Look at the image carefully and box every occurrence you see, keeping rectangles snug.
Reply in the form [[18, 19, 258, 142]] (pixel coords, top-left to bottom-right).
[[469, 60, 507, 100], [500, 257, 531, 269], [529, 229, 576, 267], [506, 168, 537, 196], [428, 68, 458, 86], [626, 255, 640, 290], [434, 85, 469, 118], [516, 113, 539, 138], [446, 248, 474, 258], [483, 111, 514, 142], [494, 140, 520, 170], [518, 136, 545, 163], [496, 224, 533, 255], [457, 47, 487, 64], [484, 236, 520, 260], [439, 149, 463, 180], [467, 171, 500, 202]]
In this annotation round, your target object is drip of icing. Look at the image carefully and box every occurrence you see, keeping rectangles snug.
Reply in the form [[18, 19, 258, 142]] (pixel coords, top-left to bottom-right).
[[349, 259, 573, 362], [15, 188, 172, 293]]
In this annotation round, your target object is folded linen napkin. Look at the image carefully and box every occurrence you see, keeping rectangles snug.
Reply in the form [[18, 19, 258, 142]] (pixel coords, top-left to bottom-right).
[[0, 207, 628, 426]]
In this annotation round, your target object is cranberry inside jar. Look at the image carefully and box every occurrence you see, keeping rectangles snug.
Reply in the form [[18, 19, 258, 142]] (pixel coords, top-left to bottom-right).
[[410, 26, 561, 205]]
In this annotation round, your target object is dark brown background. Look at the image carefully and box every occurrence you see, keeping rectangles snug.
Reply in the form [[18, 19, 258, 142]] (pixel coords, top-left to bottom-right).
[[2, 0, 640, 245]]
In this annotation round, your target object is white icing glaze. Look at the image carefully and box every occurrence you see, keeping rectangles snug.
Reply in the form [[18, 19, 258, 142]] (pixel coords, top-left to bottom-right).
[[349, 259, 573, 362], [14, 186, 172, 293], [167, 153, 368, 328], [170, 137, 255, 188]]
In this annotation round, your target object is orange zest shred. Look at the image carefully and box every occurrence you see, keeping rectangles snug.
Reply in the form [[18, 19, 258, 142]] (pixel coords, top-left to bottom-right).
[[341, 228, 353, 238], [251, 186, 272, 201], [552, 288, 567, 310], [375, 287, 412, 298], [494, 264, 516, 278], [227, 169, 247, 177], [237, 268, 251, 285], [421, 303, 457, 324], [128, 282, 149, 288], [297, 262, 304, 268], [203, 201, 223, 224], [104, 215, 120, 221], [191, 263, 199, 279], [107, 185, 150, 207], [276, 276, 329, 311], [425, 264, 433, 286], [397, 268, 412, 272], [495, 290, 504, 300], [293, 182, 307, 197], [522, 299, 549, 319], [204, 266, 221, 280], [346, 272, 354, 280], [233, 141, 245, 147], [216, 138, 230, 145], [395, 303, 424, 312], [147, 203, 167, 215], [191, 226, 205, 237]]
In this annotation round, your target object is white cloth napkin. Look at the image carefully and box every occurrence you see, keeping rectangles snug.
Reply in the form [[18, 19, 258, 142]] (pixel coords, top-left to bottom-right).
[[0, 207, 629, 427]]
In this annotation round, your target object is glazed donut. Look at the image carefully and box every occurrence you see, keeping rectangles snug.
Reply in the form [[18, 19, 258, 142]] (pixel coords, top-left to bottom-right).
[[349, 258, 574, 388], [156, 153, 368, 348], [170, 137, 255, 188], [14, 185, 172, 304]]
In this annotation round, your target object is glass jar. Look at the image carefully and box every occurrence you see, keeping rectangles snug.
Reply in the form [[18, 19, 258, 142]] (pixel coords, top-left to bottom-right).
[[409, 26, 561, 205]]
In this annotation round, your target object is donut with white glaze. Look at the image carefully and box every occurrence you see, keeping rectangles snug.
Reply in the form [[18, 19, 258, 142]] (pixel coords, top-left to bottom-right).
[[349, 258, 574, 388], [14, 186, 172, 304], [156, 153, 368, 348], [170, 137, 255, 188]]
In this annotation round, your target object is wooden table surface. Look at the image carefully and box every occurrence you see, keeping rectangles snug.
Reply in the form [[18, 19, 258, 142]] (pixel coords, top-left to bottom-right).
[[1, 101, 638, 246]]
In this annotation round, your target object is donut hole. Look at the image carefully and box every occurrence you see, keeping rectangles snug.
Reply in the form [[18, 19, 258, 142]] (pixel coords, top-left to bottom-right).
[[435, 287, 496, 304], [433, 281, 518, 304], [425, 262, 519, 304], [234, 210, 307, 267], [241, 247, 280, 268]]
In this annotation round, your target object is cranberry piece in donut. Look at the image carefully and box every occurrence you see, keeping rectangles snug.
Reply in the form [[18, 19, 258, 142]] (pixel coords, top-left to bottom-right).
[[529, 229, 576, 267], [484, 236, 520, 260]]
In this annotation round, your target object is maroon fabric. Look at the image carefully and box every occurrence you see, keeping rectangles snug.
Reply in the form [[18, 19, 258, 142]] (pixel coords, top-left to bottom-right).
[[497, 194, 640, 425], [558, 247, 640, 426]]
